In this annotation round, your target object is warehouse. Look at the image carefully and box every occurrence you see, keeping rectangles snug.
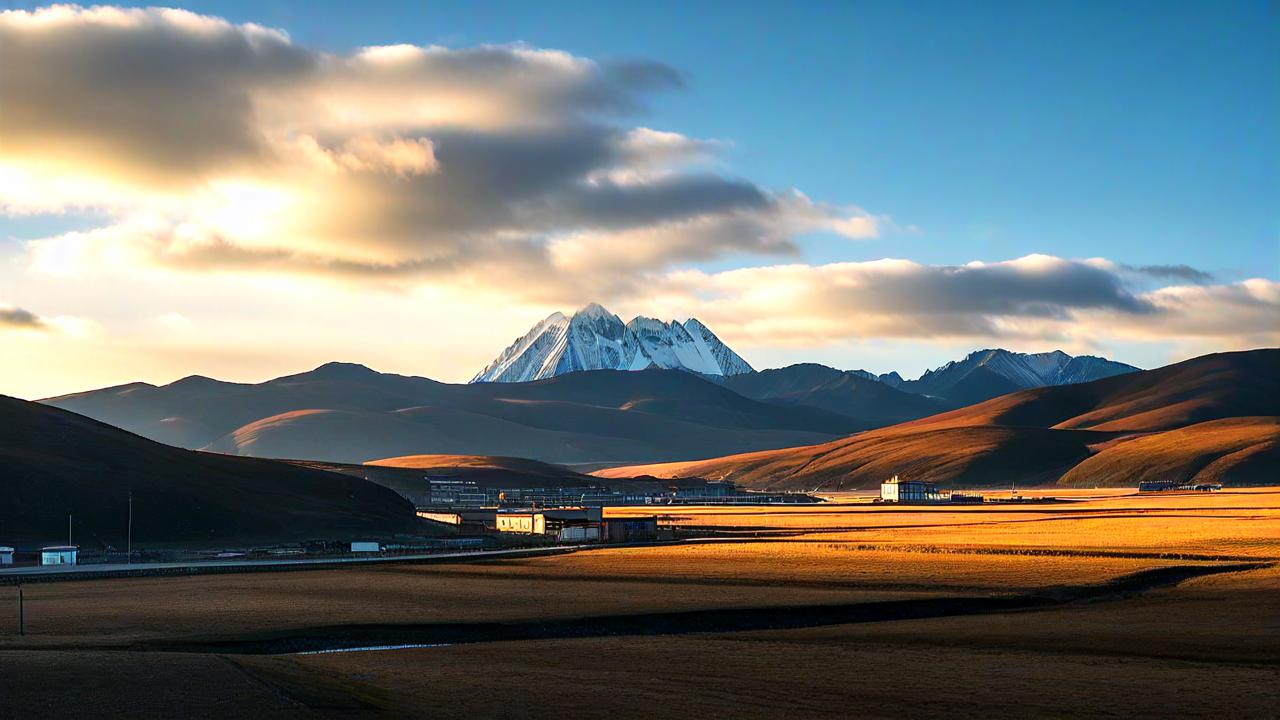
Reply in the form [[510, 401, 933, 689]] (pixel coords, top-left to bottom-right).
[[496, 508, 602, 542], [0, 546, 13, 565], [603, 516, 659, 543]]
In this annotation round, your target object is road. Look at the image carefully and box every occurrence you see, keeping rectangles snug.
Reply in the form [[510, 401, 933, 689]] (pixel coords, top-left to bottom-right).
[[0, 544, 581, 583]]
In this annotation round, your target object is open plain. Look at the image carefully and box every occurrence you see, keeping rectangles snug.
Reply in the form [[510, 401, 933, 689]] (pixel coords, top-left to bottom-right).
[[2, 488, 1277, 718]]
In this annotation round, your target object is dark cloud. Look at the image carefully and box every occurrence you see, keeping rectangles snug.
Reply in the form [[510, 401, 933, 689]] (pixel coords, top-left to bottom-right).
[[818, 258, 1154, 318], [0, 7, 313, 181], [0, 305, 45, 329], [1122, 264, 1214, 284]]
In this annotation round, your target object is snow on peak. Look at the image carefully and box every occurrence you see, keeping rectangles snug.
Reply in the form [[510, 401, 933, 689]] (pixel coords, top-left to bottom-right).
[[472, 304, 753, 382], [904, 348, 1138, 392]]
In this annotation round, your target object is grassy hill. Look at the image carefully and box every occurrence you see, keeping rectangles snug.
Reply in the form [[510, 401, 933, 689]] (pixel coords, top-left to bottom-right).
[[44, 364, 865, 466], [596, 349, 1279, 490], [0, 395, 422, 548]]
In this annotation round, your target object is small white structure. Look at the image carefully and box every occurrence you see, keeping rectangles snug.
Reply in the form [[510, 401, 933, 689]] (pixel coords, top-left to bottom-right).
[[880, 475, 944, 503], [41, 546, 78, 565], [350, 541, 380, 553], [0, 547, 13, 565]]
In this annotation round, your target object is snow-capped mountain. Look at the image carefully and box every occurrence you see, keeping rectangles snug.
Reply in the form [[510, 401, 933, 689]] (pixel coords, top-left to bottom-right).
[[899, 348, 1139, 403], [472, 303, 753, 383]]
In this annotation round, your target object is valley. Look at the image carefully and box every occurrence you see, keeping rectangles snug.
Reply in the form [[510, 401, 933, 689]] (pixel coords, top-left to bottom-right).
[[2, 488, 1276, 718]]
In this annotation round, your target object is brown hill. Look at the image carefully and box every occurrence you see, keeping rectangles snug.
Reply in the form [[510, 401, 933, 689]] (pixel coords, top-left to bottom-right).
[[0, 395, 422, 548], [367, 454, 589, 481], [597, 349, 1279, 490], [45, 365, 863, 466], [1057, 417, 1280, 487]]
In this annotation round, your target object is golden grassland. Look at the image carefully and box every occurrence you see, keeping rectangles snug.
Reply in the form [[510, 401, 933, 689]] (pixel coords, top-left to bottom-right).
[[1, 488, 1277, 718], [608, 488, 1280, 557]]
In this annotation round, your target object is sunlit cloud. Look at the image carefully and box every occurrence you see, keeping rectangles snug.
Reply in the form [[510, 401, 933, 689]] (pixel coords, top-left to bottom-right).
[[4, 4, 865, 289], [640, 256, 1279, 350]]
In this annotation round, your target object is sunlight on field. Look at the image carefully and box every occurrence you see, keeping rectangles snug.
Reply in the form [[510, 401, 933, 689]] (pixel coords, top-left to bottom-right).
[[609, 489, 1280, 559]]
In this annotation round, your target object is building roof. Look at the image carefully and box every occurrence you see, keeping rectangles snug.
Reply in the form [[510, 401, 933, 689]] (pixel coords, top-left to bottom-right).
[[41, 545, 79, 551]]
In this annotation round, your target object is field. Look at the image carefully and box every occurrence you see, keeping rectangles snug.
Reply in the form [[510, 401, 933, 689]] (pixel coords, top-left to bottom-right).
[[2, 489, 1278, 718]]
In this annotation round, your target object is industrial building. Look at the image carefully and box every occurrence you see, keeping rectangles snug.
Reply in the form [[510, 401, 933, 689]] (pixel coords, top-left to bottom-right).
[[417, 509, 499, 532], [0, 546, 12, 565], [1139, 480, 1222, 492], [603, 516, 659, 543], [40, 546, 78, 565], [880, 475, 945, 503], [350, 541, 380, 553], [426, 479, 489, 507], [496, 508, 603, 542]]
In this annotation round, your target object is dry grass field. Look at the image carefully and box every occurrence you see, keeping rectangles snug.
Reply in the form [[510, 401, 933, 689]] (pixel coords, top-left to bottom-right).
[[1, 488, 1277, 718]]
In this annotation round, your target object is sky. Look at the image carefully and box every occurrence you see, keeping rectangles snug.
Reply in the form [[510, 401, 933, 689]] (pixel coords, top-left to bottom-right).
[[1, 0, 1276, 399]]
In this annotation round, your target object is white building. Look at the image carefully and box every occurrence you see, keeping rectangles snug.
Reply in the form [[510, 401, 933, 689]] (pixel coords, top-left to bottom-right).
[[880, 475, 945, 503], [350, 541, 380, 553], [0, 547, 13, 565], [496, 508, 603, 542], [40, 546, 78, 565]]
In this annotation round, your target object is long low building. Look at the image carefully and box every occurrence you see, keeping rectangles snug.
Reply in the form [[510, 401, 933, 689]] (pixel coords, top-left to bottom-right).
[[496, 508, 603, 542]]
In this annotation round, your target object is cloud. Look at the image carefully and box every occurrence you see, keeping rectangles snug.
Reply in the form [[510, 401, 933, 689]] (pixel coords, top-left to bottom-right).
[[1121, 263, 1214, 284], [637, 255, 1279, 348], [0, 304, 45, 330], [1, 5, 877, 288]]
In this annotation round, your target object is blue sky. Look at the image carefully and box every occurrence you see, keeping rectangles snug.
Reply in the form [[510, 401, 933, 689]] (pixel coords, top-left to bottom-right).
[[37, 0, 1270, 275], [5, 0, 1275, 273], [0, 1, 1276, 396]]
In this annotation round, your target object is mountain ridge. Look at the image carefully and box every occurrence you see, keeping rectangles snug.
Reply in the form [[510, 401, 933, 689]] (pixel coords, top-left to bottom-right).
[[472, 303, 753, 383], [594, 349, 1279, 490]]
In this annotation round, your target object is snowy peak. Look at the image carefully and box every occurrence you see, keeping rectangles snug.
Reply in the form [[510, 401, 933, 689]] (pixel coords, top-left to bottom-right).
[[682, 318, 754, 377], [905, 348, 1138, 401], [470, 311, 572, 383], [472, 304, 753, 383]]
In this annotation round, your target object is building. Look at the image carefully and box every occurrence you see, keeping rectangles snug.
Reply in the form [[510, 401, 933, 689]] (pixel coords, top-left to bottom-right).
[[1139, 480, 1222, 493], [603, 516, 659, 543], [496, 508, 603, 542], [0, 547, 13, 565], [350, 541, 380, 553], [417, 509, 498, 531], [40, 546, 78, 565], [426, 479, 489, 507], [880, 475, 945, 503]]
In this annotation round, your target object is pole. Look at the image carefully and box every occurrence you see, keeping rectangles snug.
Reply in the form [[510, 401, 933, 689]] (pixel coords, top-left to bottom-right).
[[68, 513, 72, 546], [127, 491, 133, 565], [18, 585, 24, 636]]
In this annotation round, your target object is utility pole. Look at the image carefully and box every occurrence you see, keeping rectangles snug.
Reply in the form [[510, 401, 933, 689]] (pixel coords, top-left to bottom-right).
[[67, 513, 72, 546], [127, 491, 133, 565], [17, 584, 24, 637]]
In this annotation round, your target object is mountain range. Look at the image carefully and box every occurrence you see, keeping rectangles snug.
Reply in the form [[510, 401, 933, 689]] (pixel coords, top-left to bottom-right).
[[597, 349, 1280, 490], [894, 348, 1139, 405], [43, 363, 867, 467], [473, 304, 1140, 406], [472, 303, 753, 382], [40, 336, 1146, 469]]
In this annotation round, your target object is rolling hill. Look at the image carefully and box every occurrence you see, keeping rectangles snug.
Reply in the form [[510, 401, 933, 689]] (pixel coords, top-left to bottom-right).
[[718, 364, 954, 426], [0, 395, 422, 547], [44, 364, 867, 467], [596, 349, 1279, 490]]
